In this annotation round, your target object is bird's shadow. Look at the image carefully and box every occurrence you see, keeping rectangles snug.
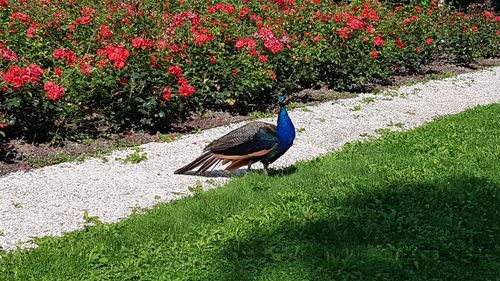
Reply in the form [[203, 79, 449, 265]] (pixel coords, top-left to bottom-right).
[[267, 165, 297, 177], [179, 165, 297, 178]]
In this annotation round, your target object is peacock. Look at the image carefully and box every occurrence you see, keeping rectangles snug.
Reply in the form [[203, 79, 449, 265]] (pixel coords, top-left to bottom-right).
[[174, 95, 295, 175]]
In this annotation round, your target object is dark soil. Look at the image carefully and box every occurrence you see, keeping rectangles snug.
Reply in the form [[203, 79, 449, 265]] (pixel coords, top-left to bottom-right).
[[1, 58, 499, 177]]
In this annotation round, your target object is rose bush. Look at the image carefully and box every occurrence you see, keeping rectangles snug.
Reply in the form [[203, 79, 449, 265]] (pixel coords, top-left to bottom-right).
[[0, 0, 498, 140]]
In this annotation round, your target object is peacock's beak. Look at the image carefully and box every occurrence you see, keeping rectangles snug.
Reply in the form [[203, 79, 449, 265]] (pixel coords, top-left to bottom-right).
[[277, 95, 292, 107]]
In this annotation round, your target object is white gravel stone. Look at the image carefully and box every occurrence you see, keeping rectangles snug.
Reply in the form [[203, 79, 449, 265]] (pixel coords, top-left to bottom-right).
[[1, 67, 499, 251]]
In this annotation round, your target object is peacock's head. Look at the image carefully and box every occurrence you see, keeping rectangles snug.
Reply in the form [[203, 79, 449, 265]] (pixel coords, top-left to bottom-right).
[[278, 95, 291, 106]]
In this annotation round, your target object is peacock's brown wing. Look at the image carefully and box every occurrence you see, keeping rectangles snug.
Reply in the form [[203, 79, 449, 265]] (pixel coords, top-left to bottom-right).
[[204, 122, 278, 156]]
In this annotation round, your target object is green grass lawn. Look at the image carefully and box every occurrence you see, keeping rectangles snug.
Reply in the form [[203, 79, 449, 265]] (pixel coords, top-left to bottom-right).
[[1, 104, 500, 281]]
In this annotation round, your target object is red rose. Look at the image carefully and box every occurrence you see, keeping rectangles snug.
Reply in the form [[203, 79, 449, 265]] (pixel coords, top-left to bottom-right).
[[0, 43, 18, 62], [263, 38, 283, 54], [248, 49, 259, 57], [162, 87, 172, 101], [177, 77, 189, 86], [4, 64, 43, 88], [179, 84, 195, 97], [209, 55, 217, 64], [44, 81, 65, 101], [370, 50, 378, 59], [235, 38, 256, 49], [98, 23, 113, 40], [131, 37, 149, 48], [26, 23, 37, 38], [75, 16, 92, 25], [53, 67, 63, 77], [25, 64, 43, 83], [168, 65, 183, 78], [373, 36, 384, 47], [10, 12, 30, 24], [119, 77, 128, 84], [97, 45, 129, 69], [193, 31, 213, 46]]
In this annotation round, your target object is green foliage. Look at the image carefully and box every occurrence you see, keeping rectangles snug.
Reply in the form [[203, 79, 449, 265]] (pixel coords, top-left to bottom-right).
[[156, 132, 176, 143], [83, 211, 103, 227], [351, 104, 363, 111], [188, 180, 204, 196], [1, 104, 499, 280], [0, 1, 498, 141], [387, 120, 405, 128], [117, 147, 148, 164], [362, 96, 376, 104]]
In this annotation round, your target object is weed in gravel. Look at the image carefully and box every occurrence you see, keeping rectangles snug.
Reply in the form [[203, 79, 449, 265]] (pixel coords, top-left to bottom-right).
[[430, 71, 454, 80], [359, 133, 376, 140], [375, 128, 393, 136], [350, 105, 363, 111], [250, 111, 274, 118], [83, 211, 102, 227], [410, 88, 422, 95], [383, 90, 401, 98], [205, 179, 219, 187], [117, 147, 148, 164], [170, 191, 187, 196], [188, 181, 204, 196], [387, 121, 405, 128], [157, 132, 177, 143], [289, 102, 311, 112], [362, 97, 376, 104]]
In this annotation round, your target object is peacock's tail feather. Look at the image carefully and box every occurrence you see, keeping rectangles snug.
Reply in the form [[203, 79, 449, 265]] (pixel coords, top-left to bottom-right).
[[173, 152, 213, 175], [174, 149, 273, 175], [224, 159, 251, 173]]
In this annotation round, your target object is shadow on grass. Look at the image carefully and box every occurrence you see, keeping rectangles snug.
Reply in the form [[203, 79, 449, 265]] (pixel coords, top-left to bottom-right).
[[210, 176, 500, 281], [268, 165, 297, 177]]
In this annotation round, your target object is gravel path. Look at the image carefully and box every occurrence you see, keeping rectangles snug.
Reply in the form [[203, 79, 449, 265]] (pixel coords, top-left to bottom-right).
[[1, 67, 499, 251]]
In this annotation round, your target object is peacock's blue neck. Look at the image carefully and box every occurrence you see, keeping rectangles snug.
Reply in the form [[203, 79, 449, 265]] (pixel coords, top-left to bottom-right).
[[276, 106, 295, 150]]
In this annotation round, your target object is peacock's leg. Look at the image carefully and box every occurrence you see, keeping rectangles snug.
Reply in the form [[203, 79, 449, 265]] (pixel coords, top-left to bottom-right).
[[263, 163, 269, 175], [247, 163, 252, 171]]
